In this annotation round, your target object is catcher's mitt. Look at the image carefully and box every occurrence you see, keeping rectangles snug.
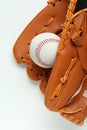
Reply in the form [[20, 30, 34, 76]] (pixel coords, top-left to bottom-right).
[[13, 0, 69, 94]]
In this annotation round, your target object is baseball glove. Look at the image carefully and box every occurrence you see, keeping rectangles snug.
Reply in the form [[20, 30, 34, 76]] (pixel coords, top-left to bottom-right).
[[44, 0, 87, 125], [13, 0, 87, 126], [13, 0, 69, 94]]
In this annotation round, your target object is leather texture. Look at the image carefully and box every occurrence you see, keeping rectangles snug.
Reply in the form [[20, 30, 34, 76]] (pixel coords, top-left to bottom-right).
[[13, 0, 87, 126], [13, 0, 69, 88], [59, 9, 87, 126]]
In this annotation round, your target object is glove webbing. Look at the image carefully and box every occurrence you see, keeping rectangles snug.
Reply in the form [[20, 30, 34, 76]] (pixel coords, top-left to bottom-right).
[[57, 0, 78, 54]]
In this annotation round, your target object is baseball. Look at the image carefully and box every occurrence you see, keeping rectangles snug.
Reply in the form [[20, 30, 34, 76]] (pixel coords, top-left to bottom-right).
[[29, 32, 60, 68]]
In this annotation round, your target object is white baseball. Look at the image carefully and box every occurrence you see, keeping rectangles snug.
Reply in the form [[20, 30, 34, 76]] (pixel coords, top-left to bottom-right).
[[29, 32, 60, 68]]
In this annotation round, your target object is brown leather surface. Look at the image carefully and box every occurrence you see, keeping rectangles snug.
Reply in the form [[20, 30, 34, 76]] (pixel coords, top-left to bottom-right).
[[45, 38, 86, 111], [60, 76, 87, 125], [13, 0, 69, 64], [71, 9, 87, 72], [44, 9, 87, 125], [59, 8, 87, 126]]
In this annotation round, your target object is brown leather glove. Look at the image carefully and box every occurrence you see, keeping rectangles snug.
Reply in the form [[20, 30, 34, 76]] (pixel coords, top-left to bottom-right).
[[13, 0, 87, 126], [13, 0, 69, 94]]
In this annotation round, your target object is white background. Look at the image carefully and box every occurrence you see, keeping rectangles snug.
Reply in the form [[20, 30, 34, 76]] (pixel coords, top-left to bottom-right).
[[0, 0, 87, 130]]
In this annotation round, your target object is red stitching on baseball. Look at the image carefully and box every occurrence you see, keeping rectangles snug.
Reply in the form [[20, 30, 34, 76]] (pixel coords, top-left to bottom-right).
[[35, 38, 59, 68]]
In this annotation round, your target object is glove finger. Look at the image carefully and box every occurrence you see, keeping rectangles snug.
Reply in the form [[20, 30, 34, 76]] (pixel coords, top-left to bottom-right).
[[45, 35, 86, 112], [40, 70, 51, 94], [26, 59, 51, 81]]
